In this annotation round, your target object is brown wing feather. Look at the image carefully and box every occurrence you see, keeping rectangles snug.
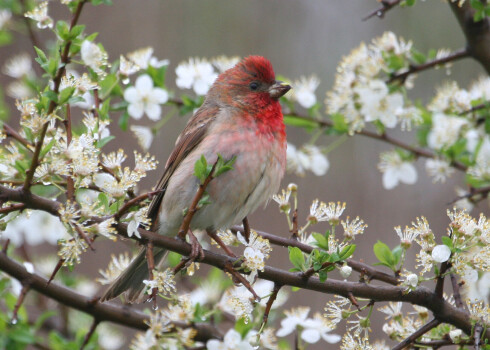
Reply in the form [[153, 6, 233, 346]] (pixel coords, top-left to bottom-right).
[[147, 103, 219, 228]]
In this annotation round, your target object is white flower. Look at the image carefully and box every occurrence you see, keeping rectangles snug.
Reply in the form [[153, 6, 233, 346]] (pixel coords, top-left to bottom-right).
[[81, 40, 107, 75], [237, 230, 271, 273], [212, 56, 240, 73], [207, 329, 253, 350], [254, 280, 288, 309], [293, 76, 320, 109], [405, 273, 419, 289], [130, 125, 154, 151], [449, 329, 462, 343], [378, 151, 417, 190], [176, 58, 217, 95], [425, 158, 454, 183], [7, 81, 32, 99], [2, 53, 34, 78], [301, 313, 341, 344], [286, 143, 329, 177], [124, 74, 169, 120], [355, 79, 403, 128], [127, 47, 169, 70], [24, 1, 53, 29], [427, 113, 467, 150], [276, 306, 310, 337], [3, 210, 67, 246], [431, 244, 451, 263]]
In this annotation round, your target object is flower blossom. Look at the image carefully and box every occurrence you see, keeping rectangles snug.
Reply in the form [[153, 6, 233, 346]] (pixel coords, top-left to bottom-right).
[[124, 74, 169, 120], [176, 58, 217, 95], [378, 151, 417, 190]]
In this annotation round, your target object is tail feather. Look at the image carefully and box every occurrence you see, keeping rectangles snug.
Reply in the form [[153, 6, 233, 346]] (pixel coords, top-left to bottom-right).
[[100, 247, 167, 303]]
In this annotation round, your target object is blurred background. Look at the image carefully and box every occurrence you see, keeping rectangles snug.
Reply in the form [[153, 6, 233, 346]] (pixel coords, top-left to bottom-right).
[[0, 1, 487, 349]]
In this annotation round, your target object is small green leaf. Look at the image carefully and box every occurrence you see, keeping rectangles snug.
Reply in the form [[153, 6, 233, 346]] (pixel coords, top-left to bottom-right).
[[96, 135, 115, 148], [58, 87, 76, 105], [392, 245, 403, 266], [118, 110, 129, 131], [40, 137, 56, 159], [194, 155, 208, 183], [441, 236, 453, 249], [339, 244, 356, 260], [288, 246, 305, 271], [373, 240, 395, 270], [312, 232, 328, 250]]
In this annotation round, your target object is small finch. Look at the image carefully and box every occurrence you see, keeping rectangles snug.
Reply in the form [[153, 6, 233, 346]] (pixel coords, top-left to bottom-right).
[[101, 56, 291, 302]]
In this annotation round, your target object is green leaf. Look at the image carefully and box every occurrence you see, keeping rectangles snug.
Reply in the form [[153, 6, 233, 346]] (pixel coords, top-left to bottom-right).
[[441, 236, 453, 249], [213, 154, 236, 177], [194, 155, 208, 183], [40, 137, 56, 159], [58, 87, 76, 105], [283, 115, 318, 131], [69, 25, 85, 40], [97, 192, 110, 211], [373, 240, 395, 270], [330, 113, 349, 134], [56, 20, 70, 40], [118, 111, 129, 131], [288, 246, 305, 271], [96, 135, 114, 148], [147, 64, 167, 88], [312, 232, 328, 250], [339, 244, 356, 260], [392, 245, 403, 266]]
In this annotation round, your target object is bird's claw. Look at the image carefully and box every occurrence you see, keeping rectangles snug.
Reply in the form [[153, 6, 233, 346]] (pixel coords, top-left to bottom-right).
[[187, 229, 205, 263]]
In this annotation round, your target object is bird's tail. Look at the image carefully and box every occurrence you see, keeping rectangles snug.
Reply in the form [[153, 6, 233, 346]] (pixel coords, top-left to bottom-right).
[[100, 247, 167, 303]]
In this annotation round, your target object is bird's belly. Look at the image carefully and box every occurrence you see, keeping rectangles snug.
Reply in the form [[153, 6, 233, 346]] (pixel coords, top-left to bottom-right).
[[157, 129, 285, 236]]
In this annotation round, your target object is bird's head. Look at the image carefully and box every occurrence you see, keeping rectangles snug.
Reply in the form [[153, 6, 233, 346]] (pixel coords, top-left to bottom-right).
[[209, 56, 291, 109]]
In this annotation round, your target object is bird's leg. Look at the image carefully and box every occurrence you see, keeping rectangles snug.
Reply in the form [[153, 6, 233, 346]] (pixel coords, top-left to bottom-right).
[[206, 229, 236, 258], [187, 229, 205, 262]]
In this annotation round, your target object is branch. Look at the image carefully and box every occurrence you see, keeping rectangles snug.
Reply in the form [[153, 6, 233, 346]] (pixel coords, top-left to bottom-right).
[[231, 225, 400, 285], [362, 0, 402, 21], [286, 113, 468, 172], [0, 252, 220, 342], [449, 1, 490, 74], [392, 318, 441, 350], [3, 123, 33, 152], [113, 223, 489, 341], [24, 0, 88, 191], [388, 48, 469, 84]]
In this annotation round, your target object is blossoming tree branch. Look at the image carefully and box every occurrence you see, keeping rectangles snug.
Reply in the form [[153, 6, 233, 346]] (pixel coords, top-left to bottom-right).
[[0, 1, 489, 350]]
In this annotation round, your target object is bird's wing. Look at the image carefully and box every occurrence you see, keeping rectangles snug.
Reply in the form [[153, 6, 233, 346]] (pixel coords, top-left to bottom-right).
[[147, 103, 219, 228]]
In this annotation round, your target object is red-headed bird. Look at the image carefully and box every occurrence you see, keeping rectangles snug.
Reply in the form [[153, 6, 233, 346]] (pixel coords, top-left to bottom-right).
[[101, 56, 291, 302]]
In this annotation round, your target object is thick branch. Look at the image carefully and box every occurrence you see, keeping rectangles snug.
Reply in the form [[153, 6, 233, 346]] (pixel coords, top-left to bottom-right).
[[449, 1, 490, 73], [0, 252, 220, 342], [114, 223, 489, 341]]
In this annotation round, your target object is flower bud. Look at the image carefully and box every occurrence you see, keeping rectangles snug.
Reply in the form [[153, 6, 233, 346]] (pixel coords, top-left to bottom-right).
[[449, 329, 462, 343], [406, 273, 418, 288], [431, 244, 451, 263], [340, 265, 352, 279]]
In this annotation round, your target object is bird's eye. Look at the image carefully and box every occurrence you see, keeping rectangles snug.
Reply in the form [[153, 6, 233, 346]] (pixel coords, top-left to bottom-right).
[[249, 82, 259, 91]]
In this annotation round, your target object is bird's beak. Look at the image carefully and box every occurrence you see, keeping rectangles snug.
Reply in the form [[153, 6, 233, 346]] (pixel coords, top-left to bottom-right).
[[269, 80, 292, 99]]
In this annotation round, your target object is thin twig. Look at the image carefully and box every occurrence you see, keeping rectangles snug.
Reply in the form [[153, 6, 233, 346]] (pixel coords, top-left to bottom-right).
[[74, 223, 95, 251], [0, 203, 25, 214], [392, 318, 441, 350], [64, 104, 75, 202], [12, 284, 30, 324], [223, 261, 260, 302], [262, 283, 282, 327], [2, 239, 10, 254], [388, 48, 469, 84], [3, 124, 33, 151], [80, 319, 99, 350], [47, 259, 64, 286], [435, 261, 450, 298], [291, 208, 298, 239], [448, 185, 490, 205], [145, 241, 158, 307], [362, 0, 402, 21], [207, 230, 237, 258], [114, 189, 161, 221]]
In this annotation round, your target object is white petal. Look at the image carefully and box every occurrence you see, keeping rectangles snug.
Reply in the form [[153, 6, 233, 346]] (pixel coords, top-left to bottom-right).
[[193, 79, 210, 96], [399, 162, 418, 185], [128, 103, 144, 120], [309, 153, 329, 176], [301, 329, 321, 344], [135, 74, 153, 95], [383, 169, 399, 190], [150, 88, 169, 104], [145, 103, 161, 121], [321, 333, 341, 344], [123, 86, 139, 103]]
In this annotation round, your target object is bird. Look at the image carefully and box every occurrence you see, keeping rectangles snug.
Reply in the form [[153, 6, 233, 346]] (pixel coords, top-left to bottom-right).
[[101, 56, 291, 302]]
